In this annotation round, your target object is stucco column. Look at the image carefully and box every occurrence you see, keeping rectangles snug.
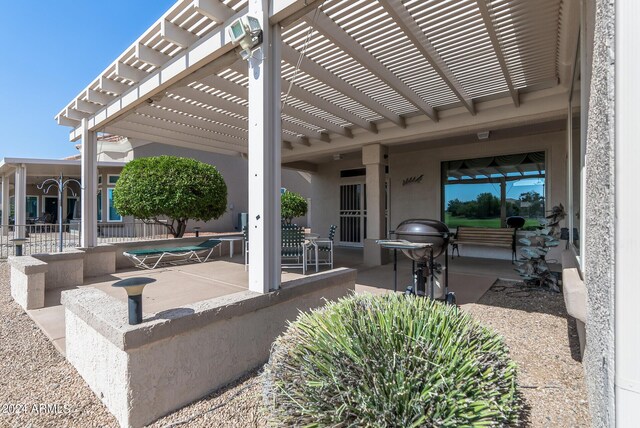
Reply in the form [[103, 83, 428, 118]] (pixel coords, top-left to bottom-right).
[[363, 144, 388, 266], [1, 175, 9, 236], [80, 118, 98, 247], [14, 164, 27, 238], [247, 0, 282, 293]]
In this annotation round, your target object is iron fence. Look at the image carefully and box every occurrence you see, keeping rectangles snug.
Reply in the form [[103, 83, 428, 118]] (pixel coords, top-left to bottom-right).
[[0, 222, 171, 259]]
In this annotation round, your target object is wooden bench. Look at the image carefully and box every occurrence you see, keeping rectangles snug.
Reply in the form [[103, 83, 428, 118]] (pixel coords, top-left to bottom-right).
[[451, 227, 517, 262]]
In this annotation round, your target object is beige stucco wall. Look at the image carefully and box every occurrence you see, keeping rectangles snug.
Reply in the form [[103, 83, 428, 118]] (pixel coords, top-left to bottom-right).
[[311, 130, 568, 259]]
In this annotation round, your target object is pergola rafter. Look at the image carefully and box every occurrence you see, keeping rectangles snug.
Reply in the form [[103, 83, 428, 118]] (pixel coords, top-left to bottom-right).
[[302, 11, 439, 122], [475, 0, 520, 106], [378, 0, 475, 115]]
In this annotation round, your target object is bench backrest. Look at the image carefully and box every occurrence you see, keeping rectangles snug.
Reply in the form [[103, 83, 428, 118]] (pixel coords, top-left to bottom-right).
[[455, 227, 515, 247]]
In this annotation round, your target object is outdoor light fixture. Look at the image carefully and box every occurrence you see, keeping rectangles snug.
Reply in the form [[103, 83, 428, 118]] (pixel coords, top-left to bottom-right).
[[333, 154, 343, 161], [112, 277, 156, 325], [477, 131, 491, 140], [10, 238, 28, 257], [228, 16, 263, 60]]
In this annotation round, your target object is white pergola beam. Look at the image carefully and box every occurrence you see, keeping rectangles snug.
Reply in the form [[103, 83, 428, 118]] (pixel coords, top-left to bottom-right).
[[161, 20, 198, 48], [115, 62, 148, 83], [114, 119, 246, 153], [65, 108, 90, 121], [281, 44, 405, 128], [157, 95, 248, 130], [476, 0, 520, 107], [68, 11, 243, 141], [229, 63, 366, 134], [135, 44, 171, 67], [200, 72, 350, 137], [74, 100, 101, 114], [137, 104, 248, 140], [85, 89, 115, 106], [305, 11, 438, 122], [379, 0, 475, 115], [193, 0, 234, 22], [57, 115, 80, 127], [106, 124, 244, 157], [124, 114, 246, 148], [270, 0, 324, 27], [98, 77, 130, 95]]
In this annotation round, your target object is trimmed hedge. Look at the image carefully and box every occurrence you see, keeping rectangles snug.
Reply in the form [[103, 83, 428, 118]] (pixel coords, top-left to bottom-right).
[[264, 293, 520, 427]]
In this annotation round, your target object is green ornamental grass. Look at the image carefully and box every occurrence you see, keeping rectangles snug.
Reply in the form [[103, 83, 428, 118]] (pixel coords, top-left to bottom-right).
[[264, 293, 520, 427]]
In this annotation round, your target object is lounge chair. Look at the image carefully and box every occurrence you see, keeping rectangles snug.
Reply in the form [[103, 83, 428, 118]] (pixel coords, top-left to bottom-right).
[[123, 239, 221, 269]]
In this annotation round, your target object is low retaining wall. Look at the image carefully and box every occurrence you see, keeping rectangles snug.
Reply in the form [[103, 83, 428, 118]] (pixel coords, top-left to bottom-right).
[[7, 237, 223, 311], [9, 256, 48, 310], [562, 250, 587, 357], [62, 268, 356, 428]]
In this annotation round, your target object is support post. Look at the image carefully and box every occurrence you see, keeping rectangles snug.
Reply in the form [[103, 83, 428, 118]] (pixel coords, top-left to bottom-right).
[[14, 164, 27, 239], [80, 118, 98, 248], [247, 0, 282, 293], [1, 175, 9, 236], [363, 144, 388, 266]]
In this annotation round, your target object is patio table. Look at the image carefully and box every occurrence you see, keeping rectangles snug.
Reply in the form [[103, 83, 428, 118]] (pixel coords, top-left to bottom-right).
[[216, 236, 245, 258], [305, 233, 320, 272]]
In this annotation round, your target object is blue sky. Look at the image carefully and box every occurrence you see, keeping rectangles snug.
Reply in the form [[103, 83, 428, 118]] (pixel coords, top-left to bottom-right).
[[0, 1, 175, 160]]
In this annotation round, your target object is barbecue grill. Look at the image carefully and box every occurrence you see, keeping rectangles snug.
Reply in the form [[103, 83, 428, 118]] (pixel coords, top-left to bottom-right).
[[378, 219, 455, 304]]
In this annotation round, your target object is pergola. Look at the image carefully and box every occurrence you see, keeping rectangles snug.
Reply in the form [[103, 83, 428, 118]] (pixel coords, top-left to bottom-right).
[[55, 0, 576, 293]]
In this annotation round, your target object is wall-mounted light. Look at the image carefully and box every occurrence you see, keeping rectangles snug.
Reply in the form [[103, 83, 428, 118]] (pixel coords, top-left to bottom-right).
[[477, 131, 491, 140], [333, 154, 343, 161], [228, 16, 263, 60]]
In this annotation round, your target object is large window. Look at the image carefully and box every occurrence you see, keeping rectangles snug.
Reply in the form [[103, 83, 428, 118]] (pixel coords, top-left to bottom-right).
[[442, 152, 546, 229]]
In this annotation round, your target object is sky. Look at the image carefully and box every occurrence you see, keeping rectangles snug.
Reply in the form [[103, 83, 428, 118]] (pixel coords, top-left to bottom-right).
[[0, 1, 176, 160]]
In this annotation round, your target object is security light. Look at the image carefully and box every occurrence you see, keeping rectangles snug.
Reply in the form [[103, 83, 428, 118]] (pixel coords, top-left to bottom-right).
[[228, 16, 263, 60], [477, 131, 491, 140]]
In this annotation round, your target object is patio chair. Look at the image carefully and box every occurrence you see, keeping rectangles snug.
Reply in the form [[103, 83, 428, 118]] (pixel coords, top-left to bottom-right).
[[243, 226, 249, 270], [281, 224, 306, 274], [314, 224, 337, 270], [123, 239, 221, 269]]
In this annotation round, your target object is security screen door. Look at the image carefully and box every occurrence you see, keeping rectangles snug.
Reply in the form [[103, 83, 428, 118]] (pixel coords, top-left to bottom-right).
[[339, 183, 366, 246]]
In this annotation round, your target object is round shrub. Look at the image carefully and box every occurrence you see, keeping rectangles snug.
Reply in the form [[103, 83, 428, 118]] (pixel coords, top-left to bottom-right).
[[281, 190, 308, 224], [264, 293, 520, 427]]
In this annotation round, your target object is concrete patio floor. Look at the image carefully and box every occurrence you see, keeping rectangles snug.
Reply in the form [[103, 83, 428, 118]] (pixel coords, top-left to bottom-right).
[[27, 247, 532, 356]]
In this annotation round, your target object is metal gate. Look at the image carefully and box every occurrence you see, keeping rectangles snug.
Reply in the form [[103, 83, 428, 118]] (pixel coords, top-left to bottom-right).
[[339, 183, 366, 246]]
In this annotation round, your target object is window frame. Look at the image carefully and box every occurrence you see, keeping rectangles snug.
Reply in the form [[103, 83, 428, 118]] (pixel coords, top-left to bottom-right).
[[440, 150, 549, 230], [26, 195, 39, 220]]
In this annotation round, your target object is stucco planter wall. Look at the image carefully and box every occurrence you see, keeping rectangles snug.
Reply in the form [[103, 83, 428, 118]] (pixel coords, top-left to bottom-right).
[[9, 256, 48, 310], [62, 268, 356, 428], [32, 250, 85, 290]]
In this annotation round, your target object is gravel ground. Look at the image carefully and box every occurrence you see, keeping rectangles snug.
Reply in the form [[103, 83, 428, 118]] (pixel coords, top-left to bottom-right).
[[0, 261, 117, 428], [0, 259, 589, 427], [464, 280, 591, 427]]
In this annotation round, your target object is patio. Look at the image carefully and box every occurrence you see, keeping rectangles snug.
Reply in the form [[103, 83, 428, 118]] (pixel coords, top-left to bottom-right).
[[26, 246, 530, 356]]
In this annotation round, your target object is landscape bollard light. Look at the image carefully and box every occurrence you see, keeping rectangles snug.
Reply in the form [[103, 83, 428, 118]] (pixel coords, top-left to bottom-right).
[[10, 238, 28, 256], [194, 227, 201, 238], [112, 277, 156, 325]]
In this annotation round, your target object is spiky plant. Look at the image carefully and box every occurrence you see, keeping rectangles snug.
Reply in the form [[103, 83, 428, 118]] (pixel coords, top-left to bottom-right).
[[264, 293, 520, 427]]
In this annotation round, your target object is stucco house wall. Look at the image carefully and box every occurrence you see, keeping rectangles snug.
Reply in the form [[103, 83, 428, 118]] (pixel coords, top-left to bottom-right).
[[310, 130, 567, 257]]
